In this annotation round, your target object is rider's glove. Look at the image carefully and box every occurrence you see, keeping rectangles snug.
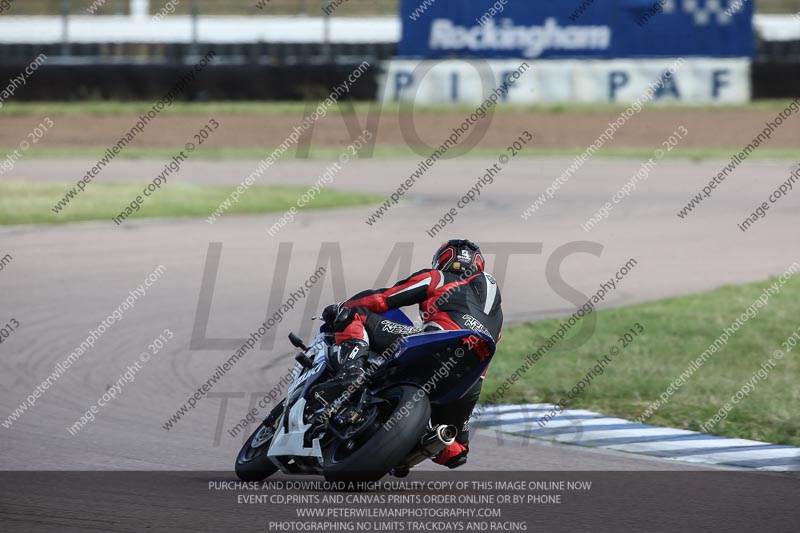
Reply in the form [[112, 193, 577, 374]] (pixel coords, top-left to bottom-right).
[[322, 302, 342, 325]]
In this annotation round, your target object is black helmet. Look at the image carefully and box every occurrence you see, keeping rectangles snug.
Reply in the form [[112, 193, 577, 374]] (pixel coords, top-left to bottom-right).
[[432, 239, 485, 273]]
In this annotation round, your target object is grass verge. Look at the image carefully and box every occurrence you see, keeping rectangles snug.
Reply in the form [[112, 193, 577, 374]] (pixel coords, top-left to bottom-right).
[[5, 145, 800, 161], [485, 275, 800, 446], [2, 100, 800, 116], [0, 180, 381, 226]]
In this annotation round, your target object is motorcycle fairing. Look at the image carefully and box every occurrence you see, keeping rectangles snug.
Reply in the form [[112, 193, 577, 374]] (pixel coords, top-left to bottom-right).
[[267, 397, 323, 466], [376, 329, 495, 405], [269, 334, 331, 472], [379, 308, 414, 327]]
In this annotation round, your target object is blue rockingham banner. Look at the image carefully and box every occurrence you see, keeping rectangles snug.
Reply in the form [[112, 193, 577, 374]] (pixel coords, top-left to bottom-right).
[[398, 0, 754, 59]]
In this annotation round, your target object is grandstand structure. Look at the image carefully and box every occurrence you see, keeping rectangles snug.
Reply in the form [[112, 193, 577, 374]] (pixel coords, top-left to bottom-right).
[[1, 0, 798, 63], [0, 0, 798, 99]]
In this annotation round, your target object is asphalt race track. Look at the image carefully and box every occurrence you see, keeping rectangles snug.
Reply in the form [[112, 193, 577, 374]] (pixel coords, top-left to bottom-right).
[[1, 157, 798, 530]]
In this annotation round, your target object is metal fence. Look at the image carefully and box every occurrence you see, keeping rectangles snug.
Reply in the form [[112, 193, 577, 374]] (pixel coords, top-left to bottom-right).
[[2, 0, 798, 17], [0, 0, 400, 65], [2, 0, 798, 16], [0, 0, 399, 16]]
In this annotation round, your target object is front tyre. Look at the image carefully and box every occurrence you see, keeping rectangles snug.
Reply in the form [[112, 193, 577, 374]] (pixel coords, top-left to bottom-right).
[[235, 401, 284, 481], [323, 385, 430, 482]]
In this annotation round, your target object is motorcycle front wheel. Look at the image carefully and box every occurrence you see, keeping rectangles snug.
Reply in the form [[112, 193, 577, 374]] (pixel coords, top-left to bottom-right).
[[234, 401, 284, 481]]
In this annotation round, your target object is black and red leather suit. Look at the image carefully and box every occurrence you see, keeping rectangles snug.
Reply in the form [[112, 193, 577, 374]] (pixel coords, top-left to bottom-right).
[[334, 267, 503, 467]]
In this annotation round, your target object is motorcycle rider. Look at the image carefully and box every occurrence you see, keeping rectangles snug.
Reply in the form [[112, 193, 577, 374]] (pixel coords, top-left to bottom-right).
[[323, 239, 503, 469]]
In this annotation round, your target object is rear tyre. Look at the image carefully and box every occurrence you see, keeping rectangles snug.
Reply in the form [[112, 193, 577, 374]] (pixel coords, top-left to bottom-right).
[[323, 385, 430, 482], [234, 401, 284, 482]]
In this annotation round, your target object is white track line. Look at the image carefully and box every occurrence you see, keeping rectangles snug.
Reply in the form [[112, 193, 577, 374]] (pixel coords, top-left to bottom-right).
[[476, 404, 799, 471], [607, 438, 770, 453], [676, 448, 800, 464]]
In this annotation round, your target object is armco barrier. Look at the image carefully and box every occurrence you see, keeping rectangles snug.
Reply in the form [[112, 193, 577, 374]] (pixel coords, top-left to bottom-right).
[[0, 63, 379, 102], [0, 59, 797, 101]]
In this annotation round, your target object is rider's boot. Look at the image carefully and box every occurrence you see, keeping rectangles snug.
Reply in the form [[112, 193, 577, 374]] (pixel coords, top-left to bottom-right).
[[313, 339, 369, 402], [333, 339, 369, 382], [433, 441, 469, 469]]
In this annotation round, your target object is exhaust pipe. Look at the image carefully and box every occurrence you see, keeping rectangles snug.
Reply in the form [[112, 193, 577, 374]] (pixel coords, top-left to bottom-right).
[[398, 424, 458, 470], [435, 424, 457, 446]]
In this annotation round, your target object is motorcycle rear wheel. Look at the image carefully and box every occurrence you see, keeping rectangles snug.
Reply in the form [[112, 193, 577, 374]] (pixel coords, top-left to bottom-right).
[[322, 385, 430, 482]]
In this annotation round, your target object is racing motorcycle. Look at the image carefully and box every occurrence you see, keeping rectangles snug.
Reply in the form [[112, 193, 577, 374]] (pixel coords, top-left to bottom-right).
[[235, 309, 495, 482]]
